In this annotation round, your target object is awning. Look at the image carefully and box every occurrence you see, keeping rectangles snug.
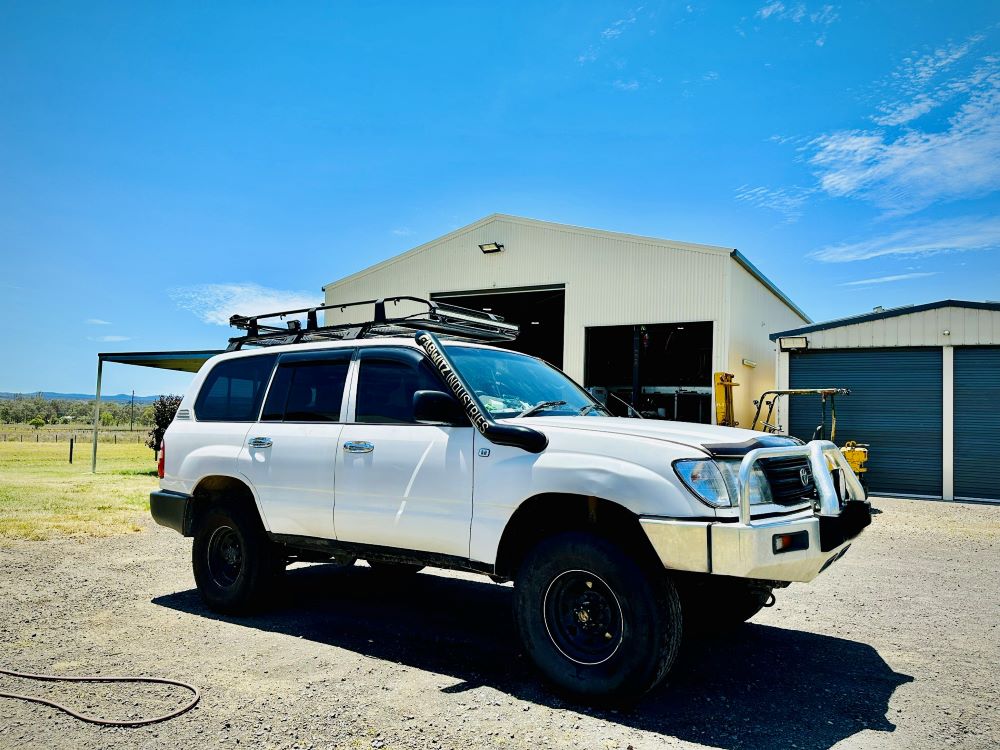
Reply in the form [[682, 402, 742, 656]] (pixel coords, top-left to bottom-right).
[[91, 349, 224, 471]]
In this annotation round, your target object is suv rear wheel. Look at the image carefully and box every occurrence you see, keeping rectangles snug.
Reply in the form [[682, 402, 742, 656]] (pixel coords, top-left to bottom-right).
[[192, 502, 283, 614], [513, 531, 682, 703]]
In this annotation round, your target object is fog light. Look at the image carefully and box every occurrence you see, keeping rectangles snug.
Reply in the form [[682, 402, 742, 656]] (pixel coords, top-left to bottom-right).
[[773, 531, 809, 553]]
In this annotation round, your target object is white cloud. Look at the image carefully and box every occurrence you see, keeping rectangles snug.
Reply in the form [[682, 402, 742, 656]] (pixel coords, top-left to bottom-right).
[[85, 318, 112, 325], [391, 227, 414, 237], [702, 71, 720, 81], [613, 79, 640, 91], [735, 184, 815, 222], [811, 216, 1000, 262], [578, 6, 644, 64], [757, 2, 785, 20], [874, 35, 988, 126], [89, 335, 131, 343], [809, 68, 1000, 214], [171, 283, 321, 326], [839, 271, 938, 286], [756, 2, 837, 24]]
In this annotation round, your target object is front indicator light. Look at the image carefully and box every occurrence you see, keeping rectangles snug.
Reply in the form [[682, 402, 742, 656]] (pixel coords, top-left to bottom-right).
[[773, 531, 809, 553]]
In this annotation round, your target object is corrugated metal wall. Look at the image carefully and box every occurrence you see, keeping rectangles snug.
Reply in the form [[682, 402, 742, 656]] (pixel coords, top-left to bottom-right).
[[324, 215, 806, 420], [798, 307, 1000, 349], [789, 348, 943, 497], [954, 347, 1000, 501]]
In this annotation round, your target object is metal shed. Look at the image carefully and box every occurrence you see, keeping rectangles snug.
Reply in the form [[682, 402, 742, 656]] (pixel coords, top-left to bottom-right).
[[771, 300, 1000, 502], [322, 214, 809, 428]]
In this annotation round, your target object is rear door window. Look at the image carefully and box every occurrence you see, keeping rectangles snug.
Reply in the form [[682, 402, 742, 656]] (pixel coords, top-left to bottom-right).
[[261, 350, 353, 422], [195, 354, 277, 422]]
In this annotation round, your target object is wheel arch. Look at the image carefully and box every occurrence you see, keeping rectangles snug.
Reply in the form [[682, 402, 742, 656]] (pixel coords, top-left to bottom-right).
[[493, 493, 659, 580], [187, 474, 267, 536]]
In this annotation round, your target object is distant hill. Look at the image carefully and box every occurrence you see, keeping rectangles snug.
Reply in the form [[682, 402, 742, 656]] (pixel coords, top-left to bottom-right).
[[0, 392, 160, 404]]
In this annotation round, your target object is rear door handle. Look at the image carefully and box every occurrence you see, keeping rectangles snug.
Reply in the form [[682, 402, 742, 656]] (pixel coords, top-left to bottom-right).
[[248, 437, 273, 449], [343, 440, 374, 454]]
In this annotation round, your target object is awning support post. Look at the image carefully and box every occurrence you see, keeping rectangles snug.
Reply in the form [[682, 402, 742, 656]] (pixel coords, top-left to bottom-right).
[[91, 357, 103, 473]]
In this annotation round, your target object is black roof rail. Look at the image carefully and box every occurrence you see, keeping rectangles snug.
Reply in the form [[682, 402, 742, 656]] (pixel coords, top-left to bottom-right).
[[226, 296, 519, 351]]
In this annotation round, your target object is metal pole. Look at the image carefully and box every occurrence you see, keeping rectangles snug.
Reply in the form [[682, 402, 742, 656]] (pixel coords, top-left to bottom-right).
[[91, 357, 103, 473], [130, 389, 134, 432], [69, 437, 74, 464]]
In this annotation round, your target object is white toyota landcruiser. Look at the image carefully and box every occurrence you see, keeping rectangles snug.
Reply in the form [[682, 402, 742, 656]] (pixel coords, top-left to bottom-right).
[[152, 297, 871, 702]]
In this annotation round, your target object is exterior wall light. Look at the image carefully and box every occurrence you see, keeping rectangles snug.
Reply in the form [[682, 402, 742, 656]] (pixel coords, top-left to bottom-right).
[[778, 336, 808, 351], [478, 242, 504, 254]]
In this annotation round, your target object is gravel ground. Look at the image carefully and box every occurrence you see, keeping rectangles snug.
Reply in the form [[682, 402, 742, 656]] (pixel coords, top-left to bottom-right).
[[1, 497, 997, 750]]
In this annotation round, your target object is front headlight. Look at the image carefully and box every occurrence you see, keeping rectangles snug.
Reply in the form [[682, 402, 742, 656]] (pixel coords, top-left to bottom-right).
[[674, 458, 774, 508]]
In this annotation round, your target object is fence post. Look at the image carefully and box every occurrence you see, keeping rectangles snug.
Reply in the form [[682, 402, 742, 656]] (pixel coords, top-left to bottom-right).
[[69, 437, 74, 464]]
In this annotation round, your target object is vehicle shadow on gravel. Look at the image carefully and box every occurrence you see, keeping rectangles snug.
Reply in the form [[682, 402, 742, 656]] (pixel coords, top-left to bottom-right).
[[154, 565, 912, 750]]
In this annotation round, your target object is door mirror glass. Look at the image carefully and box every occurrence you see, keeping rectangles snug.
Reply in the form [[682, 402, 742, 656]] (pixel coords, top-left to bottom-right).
[[413, 390, 466, 425]]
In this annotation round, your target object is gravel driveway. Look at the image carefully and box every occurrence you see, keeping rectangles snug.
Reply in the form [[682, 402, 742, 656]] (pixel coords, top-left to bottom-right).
[[1, 497, 997, 750]]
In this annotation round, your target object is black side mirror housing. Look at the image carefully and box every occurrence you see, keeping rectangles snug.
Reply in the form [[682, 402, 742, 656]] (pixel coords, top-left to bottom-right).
[[413, 390, 467, 425]]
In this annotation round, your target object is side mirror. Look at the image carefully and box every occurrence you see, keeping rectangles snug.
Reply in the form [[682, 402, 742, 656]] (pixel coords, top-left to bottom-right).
[[413, 390, 467, 425]]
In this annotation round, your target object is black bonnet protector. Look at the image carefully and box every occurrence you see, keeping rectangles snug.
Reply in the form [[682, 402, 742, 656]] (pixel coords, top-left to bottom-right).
[[702, 434, 803, 458], [415, 330, 548, 454]]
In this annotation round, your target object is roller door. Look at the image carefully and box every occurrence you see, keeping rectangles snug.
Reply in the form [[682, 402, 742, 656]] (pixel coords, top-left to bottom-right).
[[788, 348, 942, 497], [954, 347, 1000, 501]]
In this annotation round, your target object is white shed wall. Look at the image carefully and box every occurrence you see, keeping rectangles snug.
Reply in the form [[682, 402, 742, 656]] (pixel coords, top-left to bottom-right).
[[727, 263, 810, 428]]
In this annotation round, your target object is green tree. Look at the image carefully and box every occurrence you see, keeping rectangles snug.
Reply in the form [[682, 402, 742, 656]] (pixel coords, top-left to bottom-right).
[[147, 395, 182, 452], [28, 415, 45, 429]]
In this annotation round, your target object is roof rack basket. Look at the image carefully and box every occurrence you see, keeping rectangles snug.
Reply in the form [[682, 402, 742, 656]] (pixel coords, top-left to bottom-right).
[[226, 296, 519, 350]]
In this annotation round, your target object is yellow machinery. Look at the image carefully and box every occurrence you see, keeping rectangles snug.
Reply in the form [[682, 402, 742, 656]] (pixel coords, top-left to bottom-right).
[[751, 388, 870, 490], [840, 440, 869, 483], [714, 372, 739, 427]]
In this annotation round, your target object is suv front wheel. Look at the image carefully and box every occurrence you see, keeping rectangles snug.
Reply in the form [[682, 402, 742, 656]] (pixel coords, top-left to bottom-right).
[[513, 531, 682, 703], [192, 502, 283, 614]]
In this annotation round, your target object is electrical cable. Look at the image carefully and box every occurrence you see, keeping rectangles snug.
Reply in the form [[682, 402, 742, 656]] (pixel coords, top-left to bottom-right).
[[0, 667, 200, 727]]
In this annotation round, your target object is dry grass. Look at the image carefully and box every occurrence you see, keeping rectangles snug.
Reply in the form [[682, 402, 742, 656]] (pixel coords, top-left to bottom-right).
[[0, 442, 157, 544]]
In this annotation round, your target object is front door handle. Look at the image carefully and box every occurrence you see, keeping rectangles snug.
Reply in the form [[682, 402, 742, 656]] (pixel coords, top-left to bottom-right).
[[248, 437, 273, 449], [343, 440, 374, 454]]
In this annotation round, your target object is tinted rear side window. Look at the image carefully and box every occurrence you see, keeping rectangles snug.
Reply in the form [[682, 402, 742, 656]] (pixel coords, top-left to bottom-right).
[[262, 353, 351, 422], [195, 355, 277, 422]]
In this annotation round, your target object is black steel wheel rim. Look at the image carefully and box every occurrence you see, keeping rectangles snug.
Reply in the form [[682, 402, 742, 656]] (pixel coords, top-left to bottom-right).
[[542, 569, 623, 665], [207, 525, 243, 588]]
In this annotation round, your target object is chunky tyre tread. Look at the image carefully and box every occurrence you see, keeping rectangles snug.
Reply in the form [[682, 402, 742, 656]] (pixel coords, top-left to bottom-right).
[[191, 501, 283, 615], [514, 531, 682, 704]]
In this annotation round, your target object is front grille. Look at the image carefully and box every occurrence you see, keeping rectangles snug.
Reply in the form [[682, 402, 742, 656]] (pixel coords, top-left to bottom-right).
[[760, 456, 817, 506]]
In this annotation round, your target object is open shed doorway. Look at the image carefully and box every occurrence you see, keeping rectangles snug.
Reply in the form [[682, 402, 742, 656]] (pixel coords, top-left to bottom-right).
[[431, 285, 565, 368], [584, 322, 713, 422]]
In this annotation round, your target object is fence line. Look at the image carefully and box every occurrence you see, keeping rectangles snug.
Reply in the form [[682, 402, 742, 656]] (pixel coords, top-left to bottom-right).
[[0, 431, 149, 444]]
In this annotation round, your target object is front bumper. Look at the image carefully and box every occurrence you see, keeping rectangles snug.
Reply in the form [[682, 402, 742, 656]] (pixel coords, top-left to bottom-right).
[[150, 489, 193, 536], [641, 440, 872, 583]]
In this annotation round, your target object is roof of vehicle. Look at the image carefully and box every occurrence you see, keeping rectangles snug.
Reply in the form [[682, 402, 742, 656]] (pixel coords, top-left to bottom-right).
[[204, 336, 501, 363]]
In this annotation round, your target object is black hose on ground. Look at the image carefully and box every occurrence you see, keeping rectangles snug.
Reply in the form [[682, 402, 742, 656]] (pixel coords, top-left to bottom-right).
[[0, 667, 200, 727]]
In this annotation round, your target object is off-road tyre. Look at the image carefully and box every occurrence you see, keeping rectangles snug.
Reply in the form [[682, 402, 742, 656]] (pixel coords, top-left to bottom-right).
[[368, 561, 424, 575], [192, 502, 284, 614], [513, 531, 682, 704]]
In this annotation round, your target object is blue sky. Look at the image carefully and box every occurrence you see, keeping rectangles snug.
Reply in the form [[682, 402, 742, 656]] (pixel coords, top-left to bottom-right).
[[1, 1, 998, 395]]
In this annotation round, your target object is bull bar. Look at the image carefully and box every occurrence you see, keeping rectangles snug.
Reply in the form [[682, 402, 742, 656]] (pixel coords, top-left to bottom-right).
[[640, 440, 871, 583], [736, 440, 866, 525]]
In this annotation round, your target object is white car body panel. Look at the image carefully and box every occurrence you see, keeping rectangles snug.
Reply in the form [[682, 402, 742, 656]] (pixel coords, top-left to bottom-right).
[[334, 423, 474, 557], [239, 422, 343, 539]]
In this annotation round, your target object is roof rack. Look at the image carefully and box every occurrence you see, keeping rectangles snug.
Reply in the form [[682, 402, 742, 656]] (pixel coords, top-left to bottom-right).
[[226, 296, 519, 350]]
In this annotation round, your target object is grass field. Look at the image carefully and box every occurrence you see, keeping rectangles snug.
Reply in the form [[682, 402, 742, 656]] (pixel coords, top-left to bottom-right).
[[0, 442, 157, 544]]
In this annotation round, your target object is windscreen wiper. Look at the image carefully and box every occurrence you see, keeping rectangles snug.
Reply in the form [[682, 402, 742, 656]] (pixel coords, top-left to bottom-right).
[[578, 404, 611, 416], [518, 400, 567, 418]]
